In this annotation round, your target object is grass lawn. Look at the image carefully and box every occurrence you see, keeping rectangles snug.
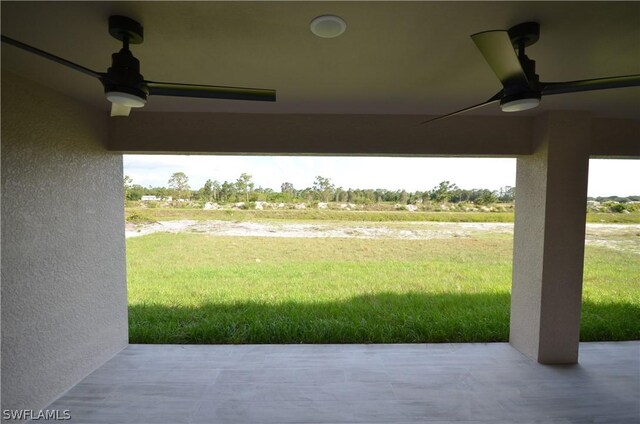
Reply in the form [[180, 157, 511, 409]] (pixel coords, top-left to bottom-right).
[[126, 207, 640, 224], [127, 232, 640, 344]]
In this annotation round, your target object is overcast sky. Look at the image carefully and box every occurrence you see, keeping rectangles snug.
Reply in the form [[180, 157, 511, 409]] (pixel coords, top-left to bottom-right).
[[123, 155, 639, 197]]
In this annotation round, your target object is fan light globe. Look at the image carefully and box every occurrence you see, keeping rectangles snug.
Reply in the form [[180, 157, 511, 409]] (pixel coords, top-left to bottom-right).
[[106, 91, 146, 107], [310, 15, 347, 38], [500, 97, 540, 112]]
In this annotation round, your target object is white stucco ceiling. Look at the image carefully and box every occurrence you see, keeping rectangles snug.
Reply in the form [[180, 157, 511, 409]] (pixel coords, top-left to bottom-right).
[[2, 1, 639, 118]]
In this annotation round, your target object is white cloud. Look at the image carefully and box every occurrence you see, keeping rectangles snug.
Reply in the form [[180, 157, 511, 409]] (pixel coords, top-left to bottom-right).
[[588, 159, 639, 197]]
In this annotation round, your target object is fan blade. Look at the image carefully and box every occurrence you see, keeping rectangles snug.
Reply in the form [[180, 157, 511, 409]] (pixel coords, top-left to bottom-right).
[[1, 35, 103, 79], [110, 103, 131, 117], [471, 30, 528, 89], [421, 91, 503, 124], [146, 81, 276, 102], [541, 74, 640, 96]]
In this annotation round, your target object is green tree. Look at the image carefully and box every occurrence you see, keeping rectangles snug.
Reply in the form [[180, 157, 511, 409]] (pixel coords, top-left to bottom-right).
[[123, 175, 146, 201], [168, 172, 191, 200], [421, 191, 431, 204], [210, 180, 221, 201], [147, 185, 170, 199], [123, 175, 133, 200], [399, 190, 408, 204], [498, 186, 515, 203], [347, 189, 355, 203], [335, 187, 346, 203], [201, 179, 214, 201], [313, 176, 335, 202], [220, 181, 235, 202], [474, 189, 498, 205], [281, 182, 295, 201], [235, 173, 254, 202], [430, 181, 458, 203]]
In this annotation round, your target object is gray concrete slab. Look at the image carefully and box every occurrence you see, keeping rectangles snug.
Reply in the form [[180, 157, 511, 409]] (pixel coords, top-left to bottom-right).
[[42, 342, 640, 423]]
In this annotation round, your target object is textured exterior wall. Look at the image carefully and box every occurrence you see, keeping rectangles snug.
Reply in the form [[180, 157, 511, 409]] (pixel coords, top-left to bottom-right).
[[1, 71, 128, 414]]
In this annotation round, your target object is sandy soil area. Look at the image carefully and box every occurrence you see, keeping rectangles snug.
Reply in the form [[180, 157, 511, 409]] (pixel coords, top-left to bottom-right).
[[125, 220, 640, 254], [126, 220, 513, 239]]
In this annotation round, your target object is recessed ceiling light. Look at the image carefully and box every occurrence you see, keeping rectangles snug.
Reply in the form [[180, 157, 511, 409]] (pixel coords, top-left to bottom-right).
[[310, 15, 347, 38]]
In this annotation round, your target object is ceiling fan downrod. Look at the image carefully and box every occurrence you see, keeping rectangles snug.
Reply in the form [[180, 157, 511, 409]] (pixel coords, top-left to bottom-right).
[[509, 22, 540, 87]]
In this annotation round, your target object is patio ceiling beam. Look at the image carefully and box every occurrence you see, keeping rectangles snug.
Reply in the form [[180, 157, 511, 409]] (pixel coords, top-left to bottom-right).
[[590, 118, 640, 158], [107, 113, 534, 157], [107, 113, 639, 158]]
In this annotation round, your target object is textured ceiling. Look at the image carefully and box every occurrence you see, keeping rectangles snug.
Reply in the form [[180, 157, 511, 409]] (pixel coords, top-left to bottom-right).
[[2, 1, 639, 118]]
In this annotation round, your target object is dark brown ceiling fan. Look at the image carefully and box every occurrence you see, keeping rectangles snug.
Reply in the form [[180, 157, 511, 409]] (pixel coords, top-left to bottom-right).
[[1, 15, 276, 117], [422, 22, 640, 124]]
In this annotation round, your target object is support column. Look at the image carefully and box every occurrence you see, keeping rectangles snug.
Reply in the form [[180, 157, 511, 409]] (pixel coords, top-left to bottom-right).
[[510, 111, 591, 364]]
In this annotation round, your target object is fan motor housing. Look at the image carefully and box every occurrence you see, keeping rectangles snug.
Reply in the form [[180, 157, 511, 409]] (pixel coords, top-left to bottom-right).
[[102, 49, 148, 100], [101, 80, 148, 101]]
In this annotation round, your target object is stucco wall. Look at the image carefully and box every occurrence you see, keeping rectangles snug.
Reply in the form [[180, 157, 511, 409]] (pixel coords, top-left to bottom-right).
[[1, 71, 128, 415], [510, 112, 590, 364]]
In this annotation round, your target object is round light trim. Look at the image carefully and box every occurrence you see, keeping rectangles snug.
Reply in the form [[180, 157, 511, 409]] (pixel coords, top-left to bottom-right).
[[106, 91, 146, 107], [310, 15, 347, 38], [500, 97, 540, 112]]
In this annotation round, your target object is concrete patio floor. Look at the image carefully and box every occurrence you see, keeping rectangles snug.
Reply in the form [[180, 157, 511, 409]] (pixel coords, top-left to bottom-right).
[[45, 342, 640, 424]]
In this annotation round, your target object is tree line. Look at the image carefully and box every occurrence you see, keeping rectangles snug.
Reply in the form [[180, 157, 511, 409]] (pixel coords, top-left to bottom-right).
[[124, 172, 516, 205], [588, 195, 640, 203]]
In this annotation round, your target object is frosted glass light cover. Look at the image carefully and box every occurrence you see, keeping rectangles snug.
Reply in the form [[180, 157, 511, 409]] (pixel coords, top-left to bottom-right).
[[106, 91, 146, 107], [310, 15, 347, 38], [110, 103, 132, 117], [501, 97, 540, 112]]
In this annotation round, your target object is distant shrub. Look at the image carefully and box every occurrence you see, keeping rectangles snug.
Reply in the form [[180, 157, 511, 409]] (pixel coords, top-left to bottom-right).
[[422, 202, 435, 212], [606, 202, 637, 213], [126, 212, 156, 224], [610, 203, 625, 213]]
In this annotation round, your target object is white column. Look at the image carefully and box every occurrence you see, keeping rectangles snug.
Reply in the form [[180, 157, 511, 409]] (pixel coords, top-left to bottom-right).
[[510, 111, 591, 364]]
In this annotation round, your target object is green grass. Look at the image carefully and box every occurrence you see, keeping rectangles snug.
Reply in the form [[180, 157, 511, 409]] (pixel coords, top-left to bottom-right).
[[126, 208, 515, 223], [127, 232, 640, 344], [586, 212, 640, 224], [125, 207, 640, 224]]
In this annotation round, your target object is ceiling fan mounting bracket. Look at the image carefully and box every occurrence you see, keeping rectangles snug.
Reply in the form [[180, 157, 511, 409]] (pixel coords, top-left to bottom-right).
[[108, 15, 143, 45], [508, 22, 539, 49]]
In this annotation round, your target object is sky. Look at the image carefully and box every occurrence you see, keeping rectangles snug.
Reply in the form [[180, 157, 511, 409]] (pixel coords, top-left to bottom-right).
[[123, 155, 639, 197]]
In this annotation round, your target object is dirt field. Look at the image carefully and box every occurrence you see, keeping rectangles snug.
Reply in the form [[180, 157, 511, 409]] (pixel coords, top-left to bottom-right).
[[126, 220, 640, 254]]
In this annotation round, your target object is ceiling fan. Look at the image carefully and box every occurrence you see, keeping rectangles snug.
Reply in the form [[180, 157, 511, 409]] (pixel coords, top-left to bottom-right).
[[1, 15, 276, 117], [423, 22, 640, 124]]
